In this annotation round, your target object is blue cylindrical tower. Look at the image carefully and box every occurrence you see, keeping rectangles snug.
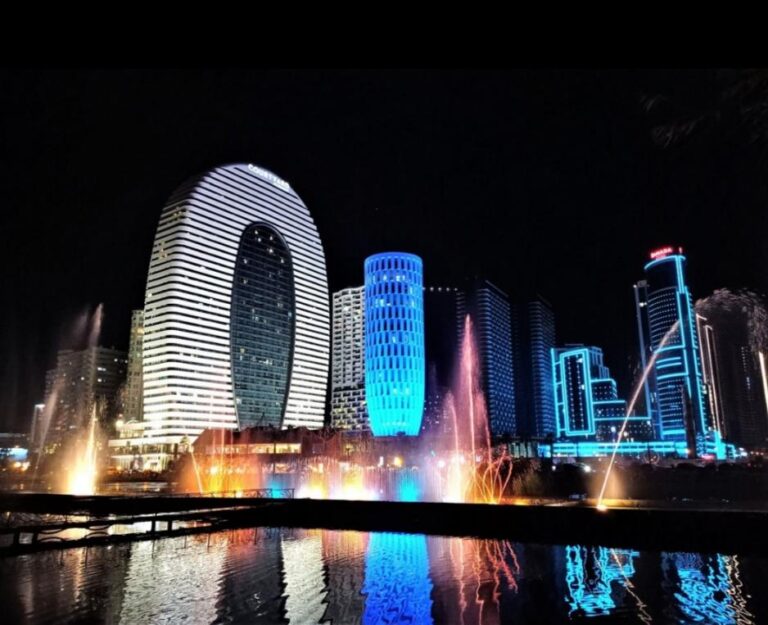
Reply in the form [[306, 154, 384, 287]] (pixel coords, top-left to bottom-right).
[[364, 252, 425, 436]]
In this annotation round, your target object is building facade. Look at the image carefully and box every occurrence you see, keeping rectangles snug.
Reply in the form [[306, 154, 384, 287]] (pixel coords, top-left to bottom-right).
[[513, 296, 556, 438], [552, 344, 651, 442], [139, 164, 330, 463], [696, 314, 725, 436], [635, 247, 711, 446], [699, 309, 768, 449], [42, 347, 127, 443], [457, 280, 515, 436], [364, 252, 425, 436], [331, 286, 368, 431], [123, 309, 144, 423]]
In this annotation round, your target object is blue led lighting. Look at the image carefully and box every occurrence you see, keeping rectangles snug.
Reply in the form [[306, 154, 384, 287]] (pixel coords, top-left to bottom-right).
[[662, 553, 751, 624], [640, 253, 710, 442], [364, 252, 425, 436], [553, 345, 631, 441], [564, 546, 639, 617], [541, 437, 735, 458], [362, 533, 433, 624]]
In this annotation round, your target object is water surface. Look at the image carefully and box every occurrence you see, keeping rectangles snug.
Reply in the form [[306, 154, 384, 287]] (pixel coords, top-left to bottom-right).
[[1, 527, 765, 624]]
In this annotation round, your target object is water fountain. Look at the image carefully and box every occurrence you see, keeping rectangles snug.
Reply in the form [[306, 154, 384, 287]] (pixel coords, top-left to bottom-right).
[[177, 314, 511, 504], [439, 315, 513, 504], [65, 405, 100, 496], [32, 304, 106, 496], [596, 320, 681, 510]]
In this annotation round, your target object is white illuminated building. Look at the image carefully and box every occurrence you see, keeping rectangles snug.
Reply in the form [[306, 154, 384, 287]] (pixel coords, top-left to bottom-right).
[[331, 286, 368, 431], [134, 163, 329, 461]]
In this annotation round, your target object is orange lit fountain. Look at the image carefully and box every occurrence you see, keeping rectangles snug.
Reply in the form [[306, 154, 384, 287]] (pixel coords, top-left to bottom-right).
[[65, 405, 101, 496], [175, 314, 511, 504], [439, 316, 513, 504]]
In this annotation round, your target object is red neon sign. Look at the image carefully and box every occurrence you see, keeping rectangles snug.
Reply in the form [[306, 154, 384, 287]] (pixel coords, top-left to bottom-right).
[[649, 246, 674, 260], [649, 246, 683, 260]]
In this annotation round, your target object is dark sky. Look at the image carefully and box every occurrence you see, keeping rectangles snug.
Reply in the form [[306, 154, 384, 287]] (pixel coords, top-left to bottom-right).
[[1, 69, 766, 432]]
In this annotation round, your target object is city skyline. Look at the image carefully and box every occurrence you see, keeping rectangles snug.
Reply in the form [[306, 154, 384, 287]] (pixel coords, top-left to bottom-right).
[[2, 69, 768, 432], [3, 69, 768, 625]]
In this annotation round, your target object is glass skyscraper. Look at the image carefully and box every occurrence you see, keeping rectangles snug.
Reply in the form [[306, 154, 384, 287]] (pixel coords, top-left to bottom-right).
[[140, 164, 330, 462], [635, 247, 710, 445], [364, 252, 425, 436], [513, 296, 556, 438], [457, 280, 515, 436]]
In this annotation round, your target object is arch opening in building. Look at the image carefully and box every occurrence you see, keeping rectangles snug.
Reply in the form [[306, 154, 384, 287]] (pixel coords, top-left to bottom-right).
[[133, 163, 330, 468]]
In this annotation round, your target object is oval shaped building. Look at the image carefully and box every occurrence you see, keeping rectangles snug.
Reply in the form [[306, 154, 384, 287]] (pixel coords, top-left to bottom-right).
[[364, 252, 425, 436], [141, 164, 330, 459]]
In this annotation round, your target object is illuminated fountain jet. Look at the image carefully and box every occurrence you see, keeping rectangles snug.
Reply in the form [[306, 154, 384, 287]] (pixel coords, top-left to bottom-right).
[[439, 316, 512, 504], [66, 405, 101, 496]]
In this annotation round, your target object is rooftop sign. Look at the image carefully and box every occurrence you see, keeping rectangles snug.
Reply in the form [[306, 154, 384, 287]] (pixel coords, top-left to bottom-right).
[[247, 164, 291, 191]]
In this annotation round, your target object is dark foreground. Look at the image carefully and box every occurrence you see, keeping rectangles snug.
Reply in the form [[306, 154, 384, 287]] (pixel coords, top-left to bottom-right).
[[2, 493, 768, 556]]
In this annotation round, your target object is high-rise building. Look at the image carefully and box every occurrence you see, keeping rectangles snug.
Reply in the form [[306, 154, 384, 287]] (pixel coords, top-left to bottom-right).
[[635, 247, 711, 446], [696, 314, 725, 435], [513, 296, 556, 438], [123, 309, 144, 423], [423, 286, 462, 434], [140, 164, 330, 463], [42, 346, 127, 441], [552, 344, 652, 442], [457, 280, 515, 436], [697, 309, 768, 449], [331, 286, 368, 431], [364, 252, 425, 436]]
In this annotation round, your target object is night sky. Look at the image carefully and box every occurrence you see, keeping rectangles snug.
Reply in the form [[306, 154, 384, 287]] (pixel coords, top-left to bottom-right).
[[1, 69, 766, 432]]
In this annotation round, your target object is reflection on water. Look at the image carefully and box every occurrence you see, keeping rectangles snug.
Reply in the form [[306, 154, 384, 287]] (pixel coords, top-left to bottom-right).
[[662, 553, 755, 625], [0, 527, 765, 624], [362, 533, 433, 624], [563, 546, 640, 618]]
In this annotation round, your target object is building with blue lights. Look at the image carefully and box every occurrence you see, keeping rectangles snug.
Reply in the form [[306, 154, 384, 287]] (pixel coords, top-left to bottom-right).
[[362, 533, 433, 625], [552, 345, 652, 443], [635, 247, 713, 450], [560, 546, 640, 618], [364, 252, 425, 436], [513, 296, 557, 438], [662, 553, 750, 624], [457, 280, 516, 436]]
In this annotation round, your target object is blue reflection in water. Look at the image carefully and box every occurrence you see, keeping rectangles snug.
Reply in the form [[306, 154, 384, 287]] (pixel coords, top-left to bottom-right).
[[564, 546, 639, 617], [362, 532, 434, 625], [663, 553, 754, 625]]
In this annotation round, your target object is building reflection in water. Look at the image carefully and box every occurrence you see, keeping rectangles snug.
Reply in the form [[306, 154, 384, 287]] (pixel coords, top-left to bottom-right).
[[1, 527, 766, 624], [322, 530, 369, 624], [662, 553, 755, 625], [282, 530, 328, 623], [562, 546, 641, 618], [213, 528, 285, 624], [361, 532, 434, 625], [8, 545, 132, 624], [119, 533, 228, 624]]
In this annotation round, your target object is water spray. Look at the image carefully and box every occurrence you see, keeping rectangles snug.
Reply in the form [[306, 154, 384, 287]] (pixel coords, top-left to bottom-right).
[[596, 321, 681, 510]]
